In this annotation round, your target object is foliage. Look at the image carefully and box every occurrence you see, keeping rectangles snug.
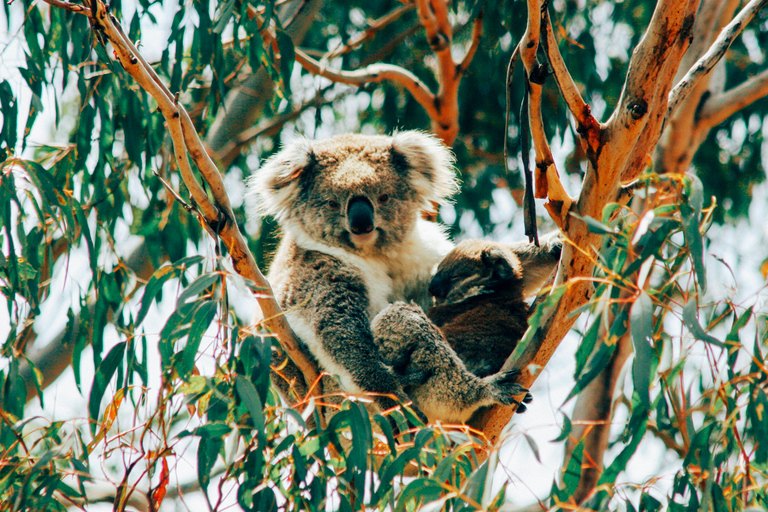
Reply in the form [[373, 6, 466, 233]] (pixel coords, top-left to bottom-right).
[[1, 0, 768, 510]]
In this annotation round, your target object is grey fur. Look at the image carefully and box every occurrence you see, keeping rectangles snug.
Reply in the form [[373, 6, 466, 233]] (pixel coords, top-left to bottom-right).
[[372, 302, 529, 423], [248, 131, 457, 420]]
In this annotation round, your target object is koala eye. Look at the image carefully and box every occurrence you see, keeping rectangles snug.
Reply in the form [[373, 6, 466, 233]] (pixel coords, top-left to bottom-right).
[[378, 194, 390, 205], [327, 200, 340, 210]]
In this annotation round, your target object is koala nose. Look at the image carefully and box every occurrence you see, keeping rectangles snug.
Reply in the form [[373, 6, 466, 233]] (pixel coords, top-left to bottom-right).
[[348, 197, 375, 235], [429, 272, 450, 299]]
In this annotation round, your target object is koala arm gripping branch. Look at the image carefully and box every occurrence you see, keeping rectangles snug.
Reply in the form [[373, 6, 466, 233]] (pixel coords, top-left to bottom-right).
[[278, 249, 418, 420]]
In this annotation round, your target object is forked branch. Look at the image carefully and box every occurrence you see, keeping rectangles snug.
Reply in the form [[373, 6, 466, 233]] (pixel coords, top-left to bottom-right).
[[253, 0, 482, 146], [667, 0, 768, 118]]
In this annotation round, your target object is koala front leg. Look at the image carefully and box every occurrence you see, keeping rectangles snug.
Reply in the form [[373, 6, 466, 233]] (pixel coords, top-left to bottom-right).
[[288, 253, 423, 424]]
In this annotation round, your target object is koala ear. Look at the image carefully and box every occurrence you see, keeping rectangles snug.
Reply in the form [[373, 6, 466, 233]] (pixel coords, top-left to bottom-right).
[[247, 137, 314, 221], [390, 130, 459, 207], [481, 248, 522, 283]]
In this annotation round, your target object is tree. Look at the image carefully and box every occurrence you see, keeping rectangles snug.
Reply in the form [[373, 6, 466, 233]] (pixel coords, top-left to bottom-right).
[[1, 0, 768, 509]]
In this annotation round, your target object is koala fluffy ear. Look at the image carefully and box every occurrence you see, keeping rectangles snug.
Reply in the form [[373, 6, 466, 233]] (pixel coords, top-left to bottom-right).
[[481, 248, 522, 283], [391, 130, 459, 207], [247, 137, 313, 221]]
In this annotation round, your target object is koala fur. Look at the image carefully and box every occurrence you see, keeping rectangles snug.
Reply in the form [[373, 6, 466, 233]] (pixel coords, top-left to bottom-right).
[[427, 232, 563, 378], [372, 302, 530, 423], [248, 131, 457, 417]]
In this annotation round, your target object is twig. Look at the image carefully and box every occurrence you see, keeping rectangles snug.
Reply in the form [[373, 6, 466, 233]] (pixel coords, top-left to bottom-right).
[[521, 5, 573, 228], [519, 0, 542, 78], [415, 0, 449, 51], [41, 0, 90, 14], [253, 0, 481, 146], [456, 11, 483, 76], [667, 0, 768, 118], [699, 67, 768, 128], [322, 4, 416, 61]]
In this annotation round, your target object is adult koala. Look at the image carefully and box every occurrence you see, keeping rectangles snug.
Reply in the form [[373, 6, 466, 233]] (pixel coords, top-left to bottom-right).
[[248, 131, 457, 418]]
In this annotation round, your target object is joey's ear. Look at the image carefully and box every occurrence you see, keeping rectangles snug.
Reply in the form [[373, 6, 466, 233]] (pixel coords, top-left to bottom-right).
[[481, 249, 522, 283], [390, 130, 458, 208], [509, 231, 563, 296], [246, 137, 314, 221]]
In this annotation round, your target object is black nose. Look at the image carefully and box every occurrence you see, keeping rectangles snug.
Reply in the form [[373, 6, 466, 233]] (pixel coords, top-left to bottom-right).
[[429, 272, 450, 298], [348, 197, 374, 234]]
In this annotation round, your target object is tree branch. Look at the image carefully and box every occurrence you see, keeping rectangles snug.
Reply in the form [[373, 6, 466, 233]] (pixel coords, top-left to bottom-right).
[[474, 0, 698, 445], [253, 11, 440, 128], [457, 11, 483, 76], [79, 0, 319, 392], [322, 3, 416, 61], [667, 0, 768, 118], [699, 67, 768, 128], [23, 0, 321, 404], [541, 8, 601, 154]]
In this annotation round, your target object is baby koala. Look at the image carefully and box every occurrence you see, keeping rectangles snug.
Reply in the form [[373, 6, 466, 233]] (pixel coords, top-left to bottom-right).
[[428, 232, 563, 378], [372, 302, 531, 424]]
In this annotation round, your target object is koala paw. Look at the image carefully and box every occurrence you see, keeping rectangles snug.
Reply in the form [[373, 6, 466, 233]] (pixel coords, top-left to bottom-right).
[[492, 370, 532, 412]]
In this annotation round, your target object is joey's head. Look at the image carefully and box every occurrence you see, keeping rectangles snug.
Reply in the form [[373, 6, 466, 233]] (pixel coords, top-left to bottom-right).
[[429, 240, 524, 306], [248, 131, 457, 253]]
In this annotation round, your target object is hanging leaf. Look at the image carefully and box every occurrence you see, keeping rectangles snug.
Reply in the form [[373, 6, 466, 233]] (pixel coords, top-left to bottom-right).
[[630, 291, 654, 410], [682, 299, 725, 348], [88, 342, 126, 434]]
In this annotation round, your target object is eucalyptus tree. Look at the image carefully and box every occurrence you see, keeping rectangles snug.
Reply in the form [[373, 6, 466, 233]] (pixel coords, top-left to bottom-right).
[[1, 0, 768, 509]]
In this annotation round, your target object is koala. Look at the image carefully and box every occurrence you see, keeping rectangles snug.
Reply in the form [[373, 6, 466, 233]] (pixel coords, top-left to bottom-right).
[[427, 232, 563, 378], [372, 302, 531, 423], [247, 131, 457, 419]]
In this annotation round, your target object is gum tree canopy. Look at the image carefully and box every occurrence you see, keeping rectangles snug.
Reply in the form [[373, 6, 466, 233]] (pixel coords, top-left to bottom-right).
[[2, 0, 768, 509]]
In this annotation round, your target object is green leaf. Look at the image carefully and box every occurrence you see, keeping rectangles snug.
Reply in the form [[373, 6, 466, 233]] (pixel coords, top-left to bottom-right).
[[599, 417, 647, 486], [574, 315, 601, 377], [177, 273, 219, 306], [523, 432, 541, 463], [88, 342, 126, 434], [552, 412, 572, 442], [681, 175, 707, 293], [555, 439, 583, 501], [198, 435, 223, 493], [274, 29, 295, 99], [195, 422, 232, 439], [571, 213, 616, 235], [0, 81, 18, 153], [373, 414, 396, 456], [630, 291, 654, 410], [395, 478, 444, 512], [235, 375, 266, 443], [213, 0, 236, 34], [178, 300, 217, 378], [682, 299, 725, 348]]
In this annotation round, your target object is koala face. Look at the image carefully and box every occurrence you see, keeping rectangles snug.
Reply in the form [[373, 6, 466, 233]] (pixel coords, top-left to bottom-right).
[[249, 131, 457, 254], [429, 240, 524, 306]]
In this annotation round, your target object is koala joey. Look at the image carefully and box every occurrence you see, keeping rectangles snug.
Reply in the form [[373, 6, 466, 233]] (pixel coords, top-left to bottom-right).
[[427, 231, 563, 378], [247, 131, 457, 419], [372, 302, 531, 423]]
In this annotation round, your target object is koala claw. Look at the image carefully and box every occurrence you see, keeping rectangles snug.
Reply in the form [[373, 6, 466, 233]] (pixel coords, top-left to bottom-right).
[[492, 370, 532, 411]]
